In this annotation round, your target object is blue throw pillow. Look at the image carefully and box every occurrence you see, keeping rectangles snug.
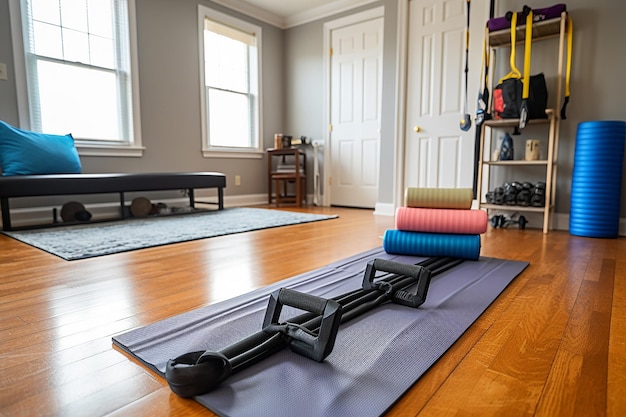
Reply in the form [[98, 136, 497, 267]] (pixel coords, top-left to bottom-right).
[[0, 120, 82, 176]]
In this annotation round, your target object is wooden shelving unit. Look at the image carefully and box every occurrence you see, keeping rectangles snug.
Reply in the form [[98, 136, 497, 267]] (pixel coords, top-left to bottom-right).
[[476, 12, 569, 233], [477, 110, 556, 233]]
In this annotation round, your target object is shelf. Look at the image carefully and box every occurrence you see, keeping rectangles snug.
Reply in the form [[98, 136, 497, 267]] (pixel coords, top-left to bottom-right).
[[483, 160, 549, 166], [483, 109, 554, 128], [489, 17, 564, 47], [480, 204, 548, 213]]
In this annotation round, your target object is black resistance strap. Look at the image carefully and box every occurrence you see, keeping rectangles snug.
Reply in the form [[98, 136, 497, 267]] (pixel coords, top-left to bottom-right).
[[166, 256, 464, 397], [472, 0, 495, 198], [460, 0, 472, 131]]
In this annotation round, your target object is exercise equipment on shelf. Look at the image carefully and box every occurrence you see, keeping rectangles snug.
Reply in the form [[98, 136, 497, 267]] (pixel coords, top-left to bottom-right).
[[489, 213, 528, 230]]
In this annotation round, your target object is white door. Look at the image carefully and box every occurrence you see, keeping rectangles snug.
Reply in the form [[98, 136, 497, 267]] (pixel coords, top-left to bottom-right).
[[329, 17, 384, 208], [404, 0, 485, 190]]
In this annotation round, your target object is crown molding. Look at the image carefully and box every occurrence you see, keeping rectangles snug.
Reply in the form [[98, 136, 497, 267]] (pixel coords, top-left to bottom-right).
[[284, 0, 379, 28], [211, 0, 285, 27], [211, 0, 379, 29]]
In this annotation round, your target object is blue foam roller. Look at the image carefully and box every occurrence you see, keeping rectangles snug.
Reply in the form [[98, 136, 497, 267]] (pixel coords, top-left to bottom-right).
[[383, 230, 481, 260], [570, 120, 626, 238]]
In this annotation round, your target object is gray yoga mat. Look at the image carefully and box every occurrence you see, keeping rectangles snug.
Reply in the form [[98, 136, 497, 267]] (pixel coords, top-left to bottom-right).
[[113, 247, 528, 417]]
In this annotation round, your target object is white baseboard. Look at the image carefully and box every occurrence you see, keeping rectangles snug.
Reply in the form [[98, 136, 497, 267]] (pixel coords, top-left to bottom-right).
[[221, 193, 268, 207], [553, 212, 569, 232], [374, 202, 395, 216]]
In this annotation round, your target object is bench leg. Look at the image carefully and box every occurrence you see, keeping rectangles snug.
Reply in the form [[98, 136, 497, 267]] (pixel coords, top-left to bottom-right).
[[1, 197, 12, 231], [218, 187, 224, 210], [120, 192, 126, 219], [188, 189, 195, 208]]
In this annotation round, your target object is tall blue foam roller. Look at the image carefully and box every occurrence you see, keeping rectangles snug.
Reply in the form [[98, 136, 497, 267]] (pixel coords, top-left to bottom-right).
[[570, 121, 626, 238], [383, 230, 481, 260]]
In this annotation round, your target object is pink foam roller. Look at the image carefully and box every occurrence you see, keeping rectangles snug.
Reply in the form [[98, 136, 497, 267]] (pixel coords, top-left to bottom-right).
[[395, 207, 488, 234]]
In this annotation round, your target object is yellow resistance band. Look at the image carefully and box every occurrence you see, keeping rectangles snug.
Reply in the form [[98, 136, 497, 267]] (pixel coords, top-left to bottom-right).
[[564, 16, 573, 99], [560, 14, 574, 119], [499, 12, 521, 82]]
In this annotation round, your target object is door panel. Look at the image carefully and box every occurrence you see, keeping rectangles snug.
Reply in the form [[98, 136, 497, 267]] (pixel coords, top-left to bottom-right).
[[404, 0, 482, 190], [330, 17, 383, 208]]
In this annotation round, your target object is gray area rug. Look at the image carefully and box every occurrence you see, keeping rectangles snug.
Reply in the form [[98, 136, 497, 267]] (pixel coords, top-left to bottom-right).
[[113, 247, 528, 417], [3, 208, 337, 261]]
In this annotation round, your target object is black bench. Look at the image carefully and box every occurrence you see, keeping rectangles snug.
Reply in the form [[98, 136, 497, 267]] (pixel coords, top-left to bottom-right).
[[0, 172, 226, 231]]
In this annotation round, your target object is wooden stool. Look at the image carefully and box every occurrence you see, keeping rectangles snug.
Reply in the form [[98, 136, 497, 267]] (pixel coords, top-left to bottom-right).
[[267, 148, 307, 207], [273, 172, 307, 207]]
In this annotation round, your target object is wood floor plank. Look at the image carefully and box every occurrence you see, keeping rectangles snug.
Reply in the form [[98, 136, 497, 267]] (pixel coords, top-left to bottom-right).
[[535, 257, 615, 417], [608, 252, 626, 417], [0, 350, 126, 407], [0, 206, 624, 416], [104, 388, 214, 417]]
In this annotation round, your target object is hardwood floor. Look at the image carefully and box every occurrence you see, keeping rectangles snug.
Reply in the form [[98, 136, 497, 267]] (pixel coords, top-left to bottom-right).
[[0, 205, 624, 417]]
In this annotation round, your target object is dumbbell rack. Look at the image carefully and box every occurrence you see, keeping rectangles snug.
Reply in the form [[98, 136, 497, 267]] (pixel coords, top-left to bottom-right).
[[476, 110, 556, 233]]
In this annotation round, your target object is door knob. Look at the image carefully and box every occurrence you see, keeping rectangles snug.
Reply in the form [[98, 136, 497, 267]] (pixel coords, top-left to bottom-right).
[[414, 126, 421, 133]]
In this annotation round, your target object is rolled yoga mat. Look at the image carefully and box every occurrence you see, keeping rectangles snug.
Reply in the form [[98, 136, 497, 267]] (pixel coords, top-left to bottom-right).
[[570, 120, 626, 238], [404, 187, 473, 209], [383, 229, 481, 260], [395, 206, 488, 234]]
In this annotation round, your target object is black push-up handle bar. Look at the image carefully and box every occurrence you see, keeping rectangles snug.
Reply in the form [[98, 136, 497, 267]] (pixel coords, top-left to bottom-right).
[[165, 256, 463, 397]]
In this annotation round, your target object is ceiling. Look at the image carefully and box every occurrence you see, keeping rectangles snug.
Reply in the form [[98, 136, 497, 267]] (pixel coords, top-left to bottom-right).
[[238, 0, 341, 18], [211, 0, 378, 28]]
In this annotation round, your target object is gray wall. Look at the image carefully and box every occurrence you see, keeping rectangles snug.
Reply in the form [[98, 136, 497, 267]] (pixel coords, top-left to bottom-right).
[[1, 0, 625, 220]]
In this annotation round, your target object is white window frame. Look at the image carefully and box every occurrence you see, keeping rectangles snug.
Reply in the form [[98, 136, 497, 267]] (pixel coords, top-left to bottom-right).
[[198, 5, 263, 159], [8, 0, 143, 157]]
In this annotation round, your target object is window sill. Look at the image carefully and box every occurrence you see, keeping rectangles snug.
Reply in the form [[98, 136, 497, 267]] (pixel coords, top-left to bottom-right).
[[76, 143, 145, 157], [202, 149, 264, 159]]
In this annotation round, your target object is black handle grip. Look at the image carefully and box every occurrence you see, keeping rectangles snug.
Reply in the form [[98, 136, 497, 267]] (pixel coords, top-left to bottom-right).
[[373, 259, 424, 277], [362, 259, 424, 291], [275, 288, 328, 316], [262, 288, 342, 362], [362, 258, 432, 308]]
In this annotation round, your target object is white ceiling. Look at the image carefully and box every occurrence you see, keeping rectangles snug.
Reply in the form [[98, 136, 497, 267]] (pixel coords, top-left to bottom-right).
[[238, 0, 341, 18], [211, 0, 378, 29]]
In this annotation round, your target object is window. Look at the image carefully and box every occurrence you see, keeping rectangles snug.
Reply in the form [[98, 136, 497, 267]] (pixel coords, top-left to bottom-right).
[[10, 0, 142, 156], [199, 6, 262, 157]]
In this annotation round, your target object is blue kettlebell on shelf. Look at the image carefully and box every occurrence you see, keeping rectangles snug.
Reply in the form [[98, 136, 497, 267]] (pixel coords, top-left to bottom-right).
[[499, 133, 514, 160]]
